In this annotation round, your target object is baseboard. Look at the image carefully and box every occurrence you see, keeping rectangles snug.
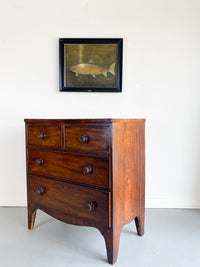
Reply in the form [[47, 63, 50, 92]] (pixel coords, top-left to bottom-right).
[[0, 200, 26, 207], [146, 198, 200, 209], [1, 198, 200, 209]]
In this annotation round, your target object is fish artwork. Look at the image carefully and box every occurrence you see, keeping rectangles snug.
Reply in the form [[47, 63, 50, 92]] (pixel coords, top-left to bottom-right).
[[69, 59, 116, 78]]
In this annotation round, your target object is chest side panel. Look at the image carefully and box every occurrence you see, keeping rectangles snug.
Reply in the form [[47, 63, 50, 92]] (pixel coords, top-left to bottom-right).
[[112, 122, 145, 227]]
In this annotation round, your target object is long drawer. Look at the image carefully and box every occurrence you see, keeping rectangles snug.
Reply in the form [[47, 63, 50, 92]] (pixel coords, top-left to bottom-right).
[[28, 175, 110, 226], [28, 150, 109, 188]]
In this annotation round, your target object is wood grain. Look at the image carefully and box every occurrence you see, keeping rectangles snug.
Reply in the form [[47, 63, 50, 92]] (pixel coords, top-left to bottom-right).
[[28, 175, 110, 227], [28, 149, 109, 188], [65, 126, 109, 152], [28, 126, 61, 147], [100, 121, 145, 264], [24, 118, 145, 124]]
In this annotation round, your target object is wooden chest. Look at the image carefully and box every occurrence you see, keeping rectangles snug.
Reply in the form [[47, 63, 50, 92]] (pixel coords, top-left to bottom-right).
[[24, 118, 145, 264]]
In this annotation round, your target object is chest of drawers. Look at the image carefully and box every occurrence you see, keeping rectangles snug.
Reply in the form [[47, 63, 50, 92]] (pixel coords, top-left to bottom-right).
[[24, 118, 145, 264]]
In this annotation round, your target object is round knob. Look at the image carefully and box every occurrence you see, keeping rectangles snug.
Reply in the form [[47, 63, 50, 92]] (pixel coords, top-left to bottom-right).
[[35, 187, 45, 196], [86, 201, 97, 211], [79, 135, 89, 143], [35, 159, 44, 166], [37, 133, 46, 140], [82, 165, 93, 175]]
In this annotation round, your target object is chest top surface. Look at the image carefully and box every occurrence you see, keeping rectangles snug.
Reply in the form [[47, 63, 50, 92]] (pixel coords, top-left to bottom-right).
[[24, 118, 145, 124]]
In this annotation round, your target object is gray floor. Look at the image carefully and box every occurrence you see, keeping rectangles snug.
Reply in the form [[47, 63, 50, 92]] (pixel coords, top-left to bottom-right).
[[0, 208, 200, 267]]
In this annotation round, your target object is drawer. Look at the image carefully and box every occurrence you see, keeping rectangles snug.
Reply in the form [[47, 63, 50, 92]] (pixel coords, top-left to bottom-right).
[[27, 126, 61, 147], [28, 176, 110, 227], [65, 126, 109, 152], [28, 150, 109, 188]]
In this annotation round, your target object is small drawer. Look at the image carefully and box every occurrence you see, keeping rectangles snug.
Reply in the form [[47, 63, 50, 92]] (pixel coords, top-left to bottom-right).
[[28, 176, 110, 227], [28, 150, 109, 188], [65, 126, 109, 152], [27, 126, 61, 147]]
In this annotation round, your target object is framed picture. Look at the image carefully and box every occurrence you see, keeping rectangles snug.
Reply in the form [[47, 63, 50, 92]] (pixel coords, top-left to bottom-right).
[[59, 38, 123, 92]]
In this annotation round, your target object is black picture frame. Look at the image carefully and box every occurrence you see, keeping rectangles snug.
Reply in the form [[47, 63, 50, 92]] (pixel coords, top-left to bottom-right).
[[59, 38, 123, 92]]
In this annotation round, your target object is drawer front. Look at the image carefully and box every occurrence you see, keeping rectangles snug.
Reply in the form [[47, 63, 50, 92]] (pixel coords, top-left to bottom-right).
[[28, 176, 110, 226], [28, 150, 109, 187], [27, 126, 61, 147], [65, 126, 109, 152]]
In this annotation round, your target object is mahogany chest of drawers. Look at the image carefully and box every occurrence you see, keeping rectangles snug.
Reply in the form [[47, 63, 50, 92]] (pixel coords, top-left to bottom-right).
[[24, 118, 145, 264]]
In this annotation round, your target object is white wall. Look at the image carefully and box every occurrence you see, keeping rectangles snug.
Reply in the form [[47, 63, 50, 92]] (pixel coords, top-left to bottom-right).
[[0, 0, 200, 208]]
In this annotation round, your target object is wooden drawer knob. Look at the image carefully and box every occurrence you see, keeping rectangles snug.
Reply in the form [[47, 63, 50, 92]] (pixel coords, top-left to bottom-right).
[[37, 133, 46, 140], [35, 187, 45, 196], [82, 165, 93, 175], [86, 201, 97, 211], [35, 159, 44, 166], [79, 135, 89, 143]]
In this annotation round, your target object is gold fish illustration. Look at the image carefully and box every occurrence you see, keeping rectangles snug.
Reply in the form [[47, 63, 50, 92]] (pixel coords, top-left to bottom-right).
[[69, 59, 116, 78]]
